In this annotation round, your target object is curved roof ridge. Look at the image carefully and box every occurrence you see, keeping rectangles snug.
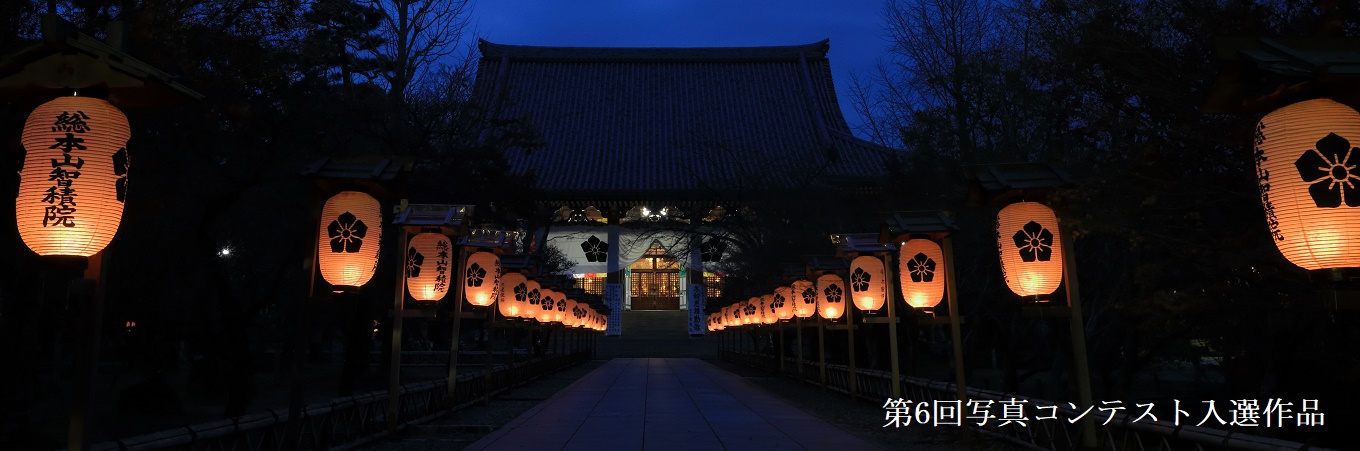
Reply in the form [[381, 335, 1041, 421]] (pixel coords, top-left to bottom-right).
[[828, 129, 902, 155], [478, 38, 830, 62]]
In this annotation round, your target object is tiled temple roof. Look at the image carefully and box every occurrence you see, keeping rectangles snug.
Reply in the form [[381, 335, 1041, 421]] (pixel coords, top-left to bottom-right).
[[473, 39, 900, 199]]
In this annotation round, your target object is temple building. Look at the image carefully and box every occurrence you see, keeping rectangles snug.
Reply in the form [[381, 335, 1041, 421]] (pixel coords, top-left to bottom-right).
[[471, 39, 898, 336]]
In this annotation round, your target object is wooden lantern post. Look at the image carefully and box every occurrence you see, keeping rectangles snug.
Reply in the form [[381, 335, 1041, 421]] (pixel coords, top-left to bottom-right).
[[963, 163, 1094, 450], [811, 257, 850, 396], [1, 13, 203, 451], [388, 204, 471, 435], [882, 211, 969, 438], [834, 234, 900, 398], [462, 228, 518, 404]]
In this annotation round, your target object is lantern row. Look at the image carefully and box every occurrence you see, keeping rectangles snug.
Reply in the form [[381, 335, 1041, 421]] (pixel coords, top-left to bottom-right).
[[708, 201, 1068, 331], [312, 191, 607, 331]]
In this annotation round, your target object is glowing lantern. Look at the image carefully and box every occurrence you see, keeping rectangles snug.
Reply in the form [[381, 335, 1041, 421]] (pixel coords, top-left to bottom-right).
[[816, 274, 846, 320], [17, 96, 130, 257], [536, 288, 558, 323], [406, 233, 453, 302], [898, 239, 947, 312], [849, 256, 886, 312], [561, 298, 577, 325], [1255, 98, 1360, 270], [318, 191, 383, 290], [499, 272, 528, 318], [553, 296, 568, 323], [524, 280, 543, 320], [464, 251, 500, 306], [996, 202, 1064, 297], [572, 302, 588, 327], [742, 300, 758, 325], [791, 279, 816, 318], [759, 294, 777, 324], [772, 286, 794, 320]]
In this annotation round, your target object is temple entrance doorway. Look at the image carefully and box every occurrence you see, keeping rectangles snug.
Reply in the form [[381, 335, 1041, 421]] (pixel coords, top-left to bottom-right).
[[628, 242, 680, 310]]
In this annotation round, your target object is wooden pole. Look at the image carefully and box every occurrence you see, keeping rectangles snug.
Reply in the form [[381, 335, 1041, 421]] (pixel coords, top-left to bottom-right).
[[778, 321, 786, 375], [386, 228, 409, 435], [64, 255, 98, 451], [885, 252, 901, 398], [483, 307, 494, 404], [1061, 232, 1098, 450], [942, 237, 971, 440], [795, 315, 804, 380], [818, 315, 827, 389], [846, 301, 857, 400], [446, 246, 468, 408]]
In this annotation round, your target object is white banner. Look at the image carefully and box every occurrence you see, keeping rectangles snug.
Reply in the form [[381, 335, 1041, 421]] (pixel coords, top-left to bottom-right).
[[546, 226, 689, 274], [605, 283, 623, 336], [687, 283, 706, 335]]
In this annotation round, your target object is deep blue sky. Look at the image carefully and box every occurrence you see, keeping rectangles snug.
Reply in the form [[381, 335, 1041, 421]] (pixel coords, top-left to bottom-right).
[[469, 0, 889, 137]]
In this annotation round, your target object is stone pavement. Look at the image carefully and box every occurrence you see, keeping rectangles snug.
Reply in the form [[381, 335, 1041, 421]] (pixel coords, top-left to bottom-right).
[[464, 358, 885, 450]]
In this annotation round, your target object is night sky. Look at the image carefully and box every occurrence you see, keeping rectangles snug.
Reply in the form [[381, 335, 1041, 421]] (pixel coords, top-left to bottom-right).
[[470, 0, 888, 137]]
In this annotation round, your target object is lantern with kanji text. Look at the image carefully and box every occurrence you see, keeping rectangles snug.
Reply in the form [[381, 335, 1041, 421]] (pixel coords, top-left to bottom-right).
[[464, 251, 500, 306], [406, 233, 453, 302], [17, 96, 130, 257]]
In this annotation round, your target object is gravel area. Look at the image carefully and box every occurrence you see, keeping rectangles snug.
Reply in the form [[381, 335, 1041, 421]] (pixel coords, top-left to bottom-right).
[[357, 358, 1023, 451]]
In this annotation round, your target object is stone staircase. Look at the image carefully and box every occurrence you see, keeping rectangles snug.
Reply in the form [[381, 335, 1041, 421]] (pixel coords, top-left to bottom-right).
[[594, 310, 718, 359]]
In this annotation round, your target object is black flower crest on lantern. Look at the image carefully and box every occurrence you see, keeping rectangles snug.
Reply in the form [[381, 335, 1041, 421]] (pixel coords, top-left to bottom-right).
[[1296, 133, 1360, 208], [327, 212, 367, 253], [850, 267, 872, 293], [466, 262, 486, 287], [1012, 221, 1054, 262], [771, 294, 786, 309], [528, 289, 541, 307], [824, 284, 843, 304], [581, 235, 609, 262], [406, 246, 424, 278], [801, 288, 817, 305], [907, 252, 936, 283], [514, 283, 528, 303], [743, 303, 757, 316]]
